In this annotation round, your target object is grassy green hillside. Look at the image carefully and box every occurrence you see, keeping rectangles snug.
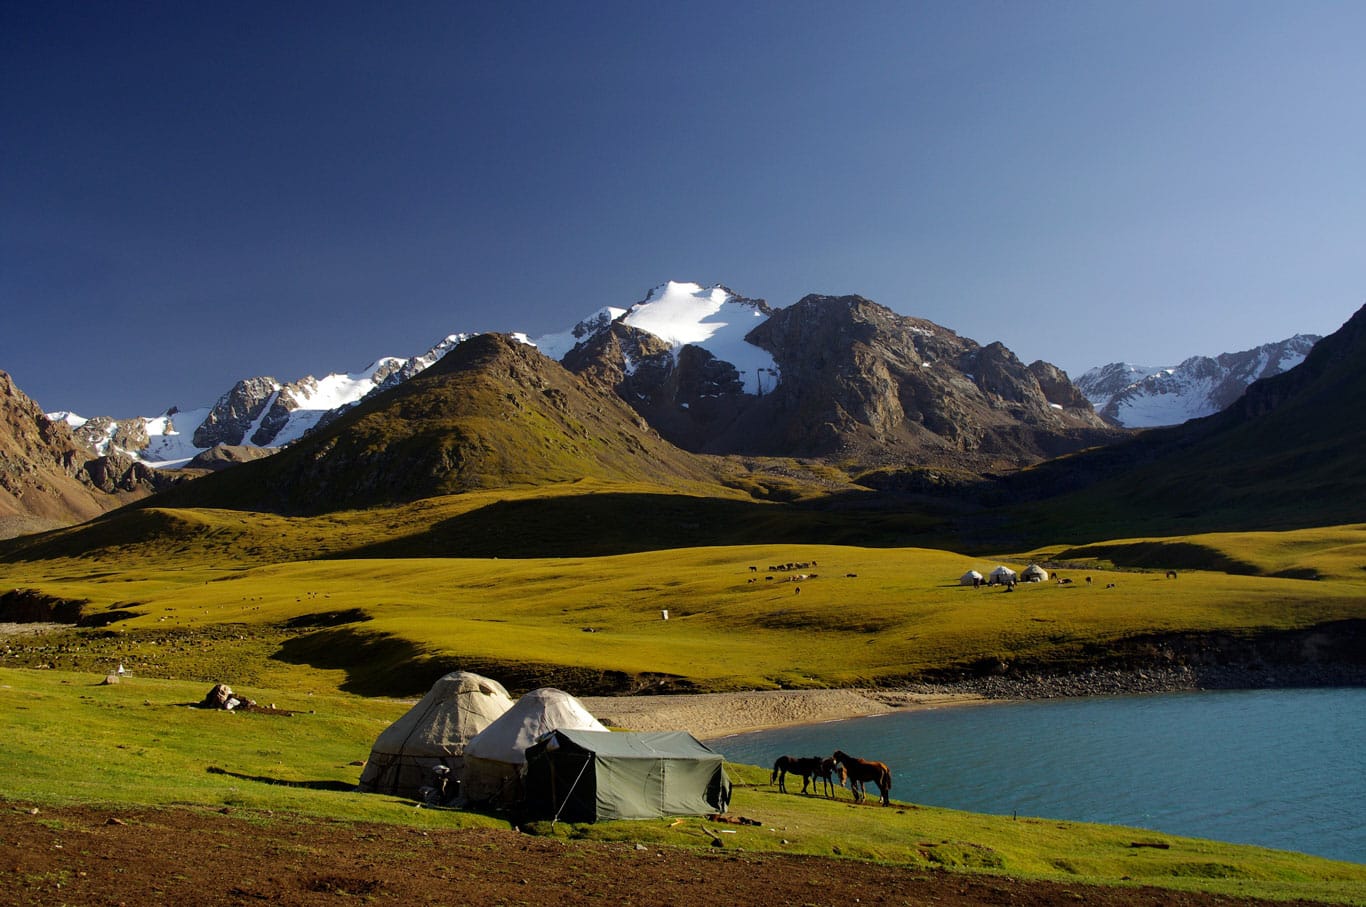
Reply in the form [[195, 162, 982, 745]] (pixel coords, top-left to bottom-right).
[[2, 668, 1363, 904], [0, 478, 962, 565], [3, 528, 1363, 697]]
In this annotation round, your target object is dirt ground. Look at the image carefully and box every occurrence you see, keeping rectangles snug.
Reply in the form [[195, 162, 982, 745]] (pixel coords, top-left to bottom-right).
[[2, 804, 1329, 907]]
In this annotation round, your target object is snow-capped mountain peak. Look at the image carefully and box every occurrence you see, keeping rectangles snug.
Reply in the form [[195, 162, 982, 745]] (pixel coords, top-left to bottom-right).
[[51, 280, 1324, 466], [624, 281, 757, 346], [1076, 334, 1320, 427], [615, 281, 778, 396], [56, 338, 469, 469]]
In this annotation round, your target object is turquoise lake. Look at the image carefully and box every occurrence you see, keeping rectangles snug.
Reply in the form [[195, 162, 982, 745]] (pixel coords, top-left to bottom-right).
[[711, 687, 1366, 864]]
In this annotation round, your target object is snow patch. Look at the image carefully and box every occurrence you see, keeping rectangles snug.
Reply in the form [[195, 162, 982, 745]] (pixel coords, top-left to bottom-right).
[[528, 307, 626, 360], [48, 411, 87, 429], [138, 405, 213, 467]]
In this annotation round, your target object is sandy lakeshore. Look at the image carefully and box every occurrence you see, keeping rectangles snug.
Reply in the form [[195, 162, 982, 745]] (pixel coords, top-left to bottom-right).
[[579, 688, 987, 740]]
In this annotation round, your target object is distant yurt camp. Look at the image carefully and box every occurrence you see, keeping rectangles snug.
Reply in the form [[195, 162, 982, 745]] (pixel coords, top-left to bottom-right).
[[959, 569, 984, 586], [1022, 564, 1050, 583], [524, 729, 732, 822], [988, 565, 1018, 585], [357, 671, 514, 798], [461, 687, 609, 805]]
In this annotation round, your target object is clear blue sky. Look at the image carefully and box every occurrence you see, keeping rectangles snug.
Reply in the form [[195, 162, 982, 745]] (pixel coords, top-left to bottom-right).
[[4, 0, 1364, 417]]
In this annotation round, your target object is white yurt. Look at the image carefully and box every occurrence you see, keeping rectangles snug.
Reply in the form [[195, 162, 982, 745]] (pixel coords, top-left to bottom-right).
[[1022, 564, 1050, 583], [988, 565, 1018, 585], [461, 687, 609, 805], [356, 671, 514, 799], [959, 569, 984, 586]]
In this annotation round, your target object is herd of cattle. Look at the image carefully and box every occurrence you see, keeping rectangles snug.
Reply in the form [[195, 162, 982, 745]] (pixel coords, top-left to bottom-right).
[[745, 560, 836, 588]]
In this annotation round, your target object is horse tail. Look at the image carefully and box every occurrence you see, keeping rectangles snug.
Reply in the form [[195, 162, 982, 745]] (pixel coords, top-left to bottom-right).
[[770, 758, 781, 785], [881, 766, 892, 804]]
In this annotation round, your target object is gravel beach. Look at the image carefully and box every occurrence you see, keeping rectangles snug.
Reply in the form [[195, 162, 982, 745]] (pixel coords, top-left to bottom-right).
[[580, 688, 988, 740], [581, 661, 1366, 741]]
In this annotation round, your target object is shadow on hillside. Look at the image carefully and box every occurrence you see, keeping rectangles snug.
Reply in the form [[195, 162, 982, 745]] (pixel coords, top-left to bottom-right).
[[273, 627, 432, 697], [330, 491, 957, 559], [271, 624, 693, 698], [206, 766, 353, 792]]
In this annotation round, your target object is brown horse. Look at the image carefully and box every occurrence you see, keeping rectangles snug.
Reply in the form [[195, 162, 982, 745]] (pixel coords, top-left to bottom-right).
[[770, 755, 826, 794], [815, 756, 847, 798], [832, 749, 891, 806]]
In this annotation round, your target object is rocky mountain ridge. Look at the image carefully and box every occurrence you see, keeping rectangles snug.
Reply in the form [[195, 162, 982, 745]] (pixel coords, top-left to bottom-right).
[[25, 282, 1342, 529], [0, 371, 174, 537], [53, 346, 462, 467], [1075, 334, 1320, 428], [51, 282, 1120, 475], [567, 292, 1118, 470]]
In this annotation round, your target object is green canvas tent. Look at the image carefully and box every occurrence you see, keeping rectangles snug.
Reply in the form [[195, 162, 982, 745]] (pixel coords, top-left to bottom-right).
[[524, 728, 732, 823]]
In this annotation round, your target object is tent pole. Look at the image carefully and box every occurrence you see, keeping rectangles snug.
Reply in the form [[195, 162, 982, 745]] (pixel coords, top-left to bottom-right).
[[551, 755, 593, 828]]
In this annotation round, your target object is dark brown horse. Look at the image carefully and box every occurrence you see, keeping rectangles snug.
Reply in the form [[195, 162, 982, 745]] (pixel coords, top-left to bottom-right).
[[770, 755, 825, 794], [815, 755, 847, 798], [833, 749, 891, 806]]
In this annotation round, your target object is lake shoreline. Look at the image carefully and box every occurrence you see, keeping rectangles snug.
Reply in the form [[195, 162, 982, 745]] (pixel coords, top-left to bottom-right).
[[583, 663, 1366, 741]]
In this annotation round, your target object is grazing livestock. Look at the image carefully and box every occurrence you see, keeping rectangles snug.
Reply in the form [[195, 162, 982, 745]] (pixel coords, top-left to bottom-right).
[[833, 750, 892, 806], [816, 756, 847, 798], [771, 755, 826, 794]]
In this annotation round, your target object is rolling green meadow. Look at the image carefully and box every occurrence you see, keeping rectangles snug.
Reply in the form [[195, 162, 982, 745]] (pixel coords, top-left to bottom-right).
[[2, 667, 1364, 903], [3, 498, 1365, 901], [3, 507, 1364, 696]]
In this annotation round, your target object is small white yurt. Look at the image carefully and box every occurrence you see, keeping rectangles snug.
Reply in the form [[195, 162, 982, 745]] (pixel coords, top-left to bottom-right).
[[1022, 564, 1050, 583], [988, 565, 1018, 585], [357, 671, 513, 799], [461, 687, 608, 805], [959, 569, 984, 586]]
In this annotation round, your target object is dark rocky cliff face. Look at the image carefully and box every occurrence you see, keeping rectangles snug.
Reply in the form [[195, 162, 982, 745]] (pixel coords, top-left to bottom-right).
[[564, 323, 753, 451], [1028, 360, 1093, 410], [193, 376, 280, 447]]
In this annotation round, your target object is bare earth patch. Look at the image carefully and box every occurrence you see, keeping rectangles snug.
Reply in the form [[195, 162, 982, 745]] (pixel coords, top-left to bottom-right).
[[0, 622, 60, 639], [0, 804, 1325, 907]]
